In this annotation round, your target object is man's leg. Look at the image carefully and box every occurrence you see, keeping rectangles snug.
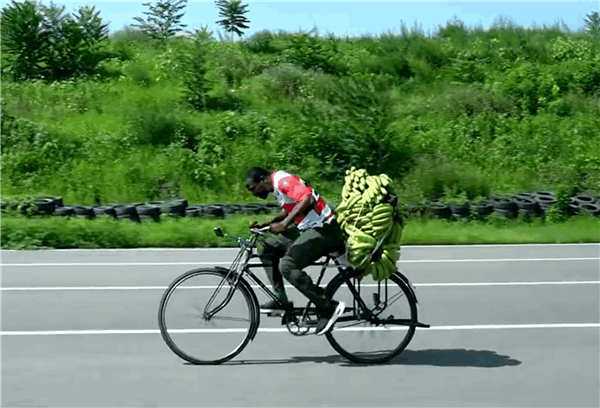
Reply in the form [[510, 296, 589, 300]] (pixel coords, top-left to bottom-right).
[[279, 220, 346, 312], [257, 227, 300, 306]]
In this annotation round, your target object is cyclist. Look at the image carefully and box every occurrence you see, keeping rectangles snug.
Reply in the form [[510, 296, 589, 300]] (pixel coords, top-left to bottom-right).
[[246, 167, 346, 336]]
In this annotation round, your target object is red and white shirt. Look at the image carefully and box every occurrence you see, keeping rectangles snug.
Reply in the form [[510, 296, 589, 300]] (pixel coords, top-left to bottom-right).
[[271, 171, 334, 231]]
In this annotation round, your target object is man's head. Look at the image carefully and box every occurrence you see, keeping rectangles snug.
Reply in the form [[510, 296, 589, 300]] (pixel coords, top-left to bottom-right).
[[246, 167, 272, 199]]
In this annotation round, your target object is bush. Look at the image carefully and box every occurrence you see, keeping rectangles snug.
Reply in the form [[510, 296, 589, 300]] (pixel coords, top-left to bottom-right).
[[122, 108, 198, 148], [242, 30, 279, 54], [1, 1, 110, 81], [280, 33, 345, 75]]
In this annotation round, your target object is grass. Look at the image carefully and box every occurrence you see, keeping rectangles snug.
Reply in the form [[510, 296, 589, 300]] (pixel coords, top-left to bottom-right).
[[1, 213, 598, 250]]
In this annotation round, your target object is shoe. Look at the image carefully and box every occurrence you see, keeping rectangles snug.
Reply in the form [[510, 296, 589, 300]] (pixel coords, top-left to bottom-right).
[[315, 301, 345, 336], [260, 299, 292, 313]]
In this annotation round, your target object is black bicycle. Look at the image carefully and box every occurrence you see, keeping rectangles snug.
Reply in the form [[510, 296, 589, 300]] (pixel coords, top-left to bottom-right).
[[158, 226, 430, 365]]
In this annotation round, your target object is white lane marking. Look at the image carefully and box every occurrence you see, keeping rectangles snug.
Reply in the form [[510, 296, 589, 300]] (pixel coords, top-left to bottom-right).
[[2, 281, 600, 291], [1, 323, 599, 336], [2, 257, 599, 267], [2, 243, 598, 252]]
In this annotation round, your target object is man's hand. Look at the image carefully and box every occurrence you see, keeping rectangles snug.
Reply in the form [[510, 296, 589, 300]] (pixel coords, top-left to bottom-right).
[[269, 222, 287, 234], [250, 221, 269, 229]]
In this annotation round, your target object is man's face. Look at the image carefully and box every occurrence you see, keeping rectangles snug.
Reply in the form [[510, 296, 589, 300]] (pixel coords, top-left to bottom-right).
[[246, 178, 270, 199]]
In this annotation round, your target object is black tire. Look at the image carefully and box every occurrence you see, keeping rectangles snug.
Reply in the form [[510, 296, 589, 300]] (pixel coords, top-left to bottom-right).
[[429, 203, 451, 219], [227, 205, 242, 214], [166, 200, 186, 216], [574, 195, 595, 206], [114, 205, 137, 216], [567, 199, 580, 215], [535, 195, 556, 206], [73, 206, 94, 216], [474, 202, 494, 217], [93, 205, 117, 217], [158, 268, 260, 365], [137, 204, 161, 217], [55, 206, 75, 216], [580, 203, 600, 216], [185, 207, 201, 217], [240, 204, 267, 215], [535, 191, 554, 199], [515, 193, 535, 201], [514, 197, 538, 211], [38, 196, 63, 207], [491, 197, 517, 211], [33, 198, 55, 215], [449, 203, 470, 218], [204, 205, 225, 217], [324, 272, 418, 364]]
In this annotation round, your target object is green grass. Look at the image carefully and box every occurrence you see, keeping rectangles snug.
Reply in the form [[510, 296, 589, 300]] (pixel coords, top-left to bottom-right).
[[2, 213, 598, 250], [2, 25, 599, 208]]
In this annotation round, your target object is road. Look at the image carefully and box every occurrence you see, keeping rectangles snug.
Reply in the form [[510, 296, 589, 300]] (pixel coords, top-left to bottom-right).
[[1, 244, 599, 407]]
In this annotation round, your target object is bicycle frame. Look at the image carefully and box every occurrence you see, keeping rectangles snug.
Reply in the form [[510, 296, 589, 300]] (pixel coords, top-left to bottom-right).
[[205, 227, 393, 325]]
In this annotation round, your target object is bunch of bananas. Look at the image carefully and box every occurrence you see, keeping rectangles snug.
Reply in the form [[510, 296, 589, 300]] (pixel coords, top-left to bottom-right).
[[335, 167, 403, 281]]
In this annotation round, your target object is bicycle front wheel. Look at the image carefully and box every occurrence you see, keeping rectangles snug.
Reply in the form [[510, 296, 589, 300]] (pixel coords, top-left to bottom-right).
[[158, 267, 259, 365], [325, 272, 417, 364]]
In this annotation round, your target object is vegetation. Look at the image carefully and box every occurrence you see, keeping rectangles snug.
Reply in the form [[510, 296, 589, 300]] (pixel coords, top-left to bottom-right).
[[1, 4, 599, 219], [215, 0, 250, 42], [0, 0, 109, 81], [132, 0, 188, 43], [2, 213, 598, 249]]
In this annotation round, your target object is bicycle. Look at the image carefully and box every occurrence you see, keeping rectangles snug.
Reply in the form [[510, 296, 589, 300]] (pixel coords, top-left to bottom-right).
[[158, 226, 430, 365]]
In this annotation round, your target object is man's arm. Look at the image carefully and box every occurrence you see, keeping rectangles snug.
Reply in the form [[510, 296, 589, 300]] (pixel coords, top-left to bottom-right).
[[281, 195, 316, 227], [251, 210, 288, 228]]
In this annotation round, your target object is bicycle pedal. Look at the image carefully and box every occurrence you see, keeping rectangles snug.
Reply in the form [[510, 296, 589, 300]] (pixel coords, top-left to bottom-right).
[[263, 311, 286, 317]]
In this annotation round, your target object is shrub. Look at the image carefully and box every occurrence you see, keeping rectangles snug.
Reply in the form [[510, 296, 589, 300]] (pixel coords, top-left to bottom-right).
[[1, 1, 110, 81], [242, 29, 279, 54], [280, 33, 345, 75], [122, 108, 198, 148]]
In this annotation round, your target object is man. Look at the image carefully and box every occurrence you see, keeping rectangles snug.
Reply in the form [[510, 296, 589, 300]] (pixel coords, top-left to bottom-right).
[[246, 167, 346, 336]]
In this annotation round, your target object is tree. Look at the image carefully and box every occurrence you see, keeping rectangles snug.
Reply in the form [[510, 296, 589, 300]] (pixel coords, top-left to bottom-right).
[[132, 0, 188, 42], [584, 11, 600, 38], [1, 0, 109, 80], [215, 0, 250, 42]]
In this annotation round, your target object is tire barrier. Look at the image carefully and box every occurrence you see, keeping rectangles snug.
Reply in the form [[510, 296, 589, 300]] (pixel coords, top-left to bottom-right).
[[473, 201, 494, 217], [449, 203, 470, 219], [513, 196, 539, 217], [93, 205, 117, 218], [3, 191, 599, 222], [429, 202, 452, 219], [490, 196, 518, 218], [580, 203, 600, 216]]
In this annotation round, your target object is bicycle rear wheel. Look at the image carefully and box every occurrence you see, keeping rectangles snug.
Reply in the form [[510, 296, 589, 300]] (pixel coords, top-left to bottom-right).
[[325, 272, 417, 364], [158, 267, 259, 365]]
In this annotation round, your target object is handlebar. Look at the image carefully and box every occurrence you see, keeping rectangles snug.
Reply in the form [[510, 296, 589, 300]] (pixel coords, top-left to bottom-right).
[[251, 226, 271, 234], [213, 225, 271, 247]]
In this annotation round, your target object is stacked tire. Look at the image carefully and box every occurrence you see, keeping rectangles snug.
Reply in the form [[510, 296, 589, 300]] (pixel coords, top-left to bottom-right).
[[7, 191, 599, 221], [568, 194, 600, 217]]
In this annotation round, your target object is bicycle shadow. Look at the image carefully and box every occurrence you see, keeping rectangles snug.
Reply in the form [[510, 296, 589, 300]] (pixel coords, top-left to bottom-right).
[[209, 349, 521, 368]]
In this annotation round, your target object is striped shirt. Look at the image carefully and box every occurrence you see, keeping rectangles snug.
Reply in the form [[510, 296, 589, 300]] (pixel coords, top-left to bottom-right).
[[271, 171, 334, 231]]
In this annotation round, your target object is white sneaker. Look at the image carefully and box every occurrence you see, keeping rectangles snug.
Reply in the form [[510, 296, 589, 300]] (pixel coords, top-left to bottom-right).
[[315, 302, 346, 336]]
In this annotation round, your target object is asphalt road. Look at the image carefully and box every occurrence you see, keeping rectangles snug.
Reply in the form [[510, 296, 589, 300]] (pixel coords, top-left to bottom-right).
[[1, 243, 599, 407]]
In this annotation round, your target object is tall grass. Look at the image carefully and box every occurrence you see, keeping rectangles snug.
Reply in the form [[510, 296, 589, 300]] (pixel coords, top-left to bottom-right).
[[1, 20, 599, 206]]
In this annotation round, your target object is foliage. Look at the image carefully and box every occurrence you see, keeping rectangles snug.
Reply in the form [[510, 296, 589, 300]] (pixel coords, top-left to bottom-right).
[[215, 0, 250, 41], [2, 18, 599, 209], [1, 0, 109, 81], [584, 11, 600, 38], [132, 0, 188, 43]]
